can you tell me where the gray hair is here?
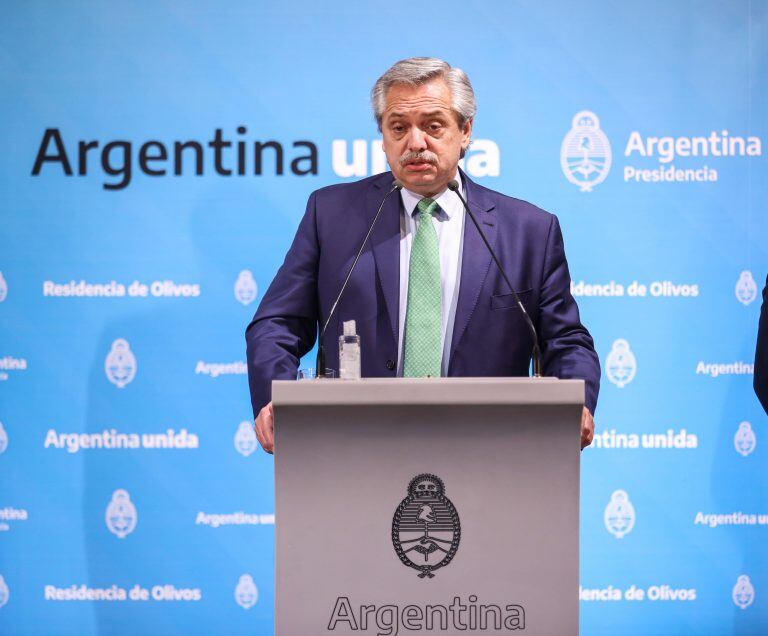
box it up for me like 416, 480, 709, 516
371, 57, 477, 132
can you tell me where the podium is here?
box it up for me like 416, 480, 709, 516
272, 377, 583, 635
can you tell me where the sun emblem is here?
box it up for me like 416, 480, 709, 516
392, 474, 460, 579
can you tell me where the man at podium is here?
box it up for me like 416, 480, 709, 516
246, 57, 601, 453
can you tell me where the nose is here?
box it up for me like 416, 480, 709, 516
406, 126, 428, 152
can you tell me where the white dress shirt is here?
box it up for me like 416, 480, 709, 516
397, 173, 466, 376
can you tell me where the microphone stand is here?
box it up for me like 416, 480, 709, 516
447, 180, 542, 377
315, 180, 403, 378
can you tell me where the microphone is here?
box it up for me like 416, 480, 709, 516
447, 179, 542, 377
315, 180, 404, 378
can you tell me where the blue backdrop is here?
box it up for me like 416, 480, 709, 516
1, 1, 766, 634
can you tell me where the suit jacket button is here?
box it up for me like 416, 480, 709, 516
386, 359, 395, 371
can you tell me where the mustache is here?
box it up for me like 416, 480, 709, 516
399, 150, 439, 166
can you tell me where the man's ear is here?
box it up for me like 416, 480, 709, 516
461, 118, 473, 152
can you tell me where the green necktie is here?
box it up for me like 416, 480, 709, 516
403, 198, 442, 377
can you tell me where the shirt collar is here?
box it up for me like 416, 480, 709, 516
400, 171, 464, 220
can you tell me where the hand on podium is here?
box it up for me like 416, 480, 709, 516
254, 402, 274, 454
581, 406, 594, 449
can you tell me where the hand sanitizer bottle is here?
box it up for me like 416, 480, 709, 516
339, 320, 361, 380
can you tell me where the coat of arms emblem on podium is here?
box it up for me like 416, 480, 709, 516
392, 474, 461, 579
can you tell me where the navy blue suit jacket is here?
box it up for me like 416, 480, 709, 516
755, 275, 768, 414
246, 171, 601, 416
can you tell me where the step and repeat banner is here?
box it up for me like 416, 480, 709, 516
1, 1, 766, 634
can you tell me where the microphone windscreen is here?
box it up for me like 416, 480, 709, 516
392, 180, 404, 190
447, 179, 459, 191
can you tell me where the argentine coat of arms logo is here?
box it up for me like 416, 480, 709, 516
392, 474, 460, 579
104, 338, 137, 389
561, 110, 612, 192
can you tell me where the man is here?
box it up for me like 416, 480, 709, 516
246, 57, 600, 453
755, 274, 768, 414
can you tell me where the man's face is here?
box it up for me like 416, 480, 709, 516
381, 78, 472, 196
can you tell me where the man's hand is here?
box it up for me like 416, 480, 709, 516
254, 401, 274, 454
581, 406, 595, 450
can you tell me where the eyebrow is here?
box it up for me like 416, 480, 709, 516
420, 110, 450, 119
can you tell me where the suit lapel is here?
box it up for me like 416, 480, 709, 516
449, 172, 497, 370
368, 174, 401, 345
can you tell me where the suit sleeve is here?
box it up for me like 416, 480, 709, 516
538, 214, 601, 413
755, 275, 768, 415
245, 191, 320, 417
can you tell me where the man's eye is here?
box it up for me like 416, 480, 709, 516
429, 123, 443, 132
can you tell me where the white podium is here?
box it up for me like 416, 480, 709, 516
272, 377, 583, 635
